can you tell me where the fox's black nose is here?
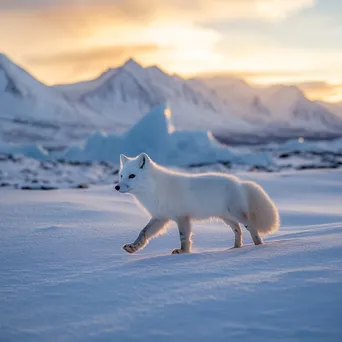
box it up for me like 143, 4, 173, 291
115, 185, 120, 191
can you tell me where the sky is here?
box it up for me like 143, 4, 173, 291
1, 0, 342, 102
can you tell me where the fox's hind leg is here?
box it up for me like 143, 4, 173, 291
123, 218, 169, 254
172, 217, 192, 254
246, 223, 263, 245
222, 218, 243, 248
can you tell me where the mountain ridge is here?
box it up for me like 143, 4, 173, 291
1, 53, 342, 147
55, 57, 342, 134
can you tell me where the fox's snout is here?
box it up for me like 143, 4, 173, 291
115, 183, 130, 193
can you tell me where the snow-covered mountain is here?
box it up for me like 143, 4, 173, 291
1, 53, 342, 148
0, 54, 103, 146
317, 100, 342, 118
259, 85, 342, 130
188, 77, 271, 125
56, 59, 251, 133
57, 58, 342, 137
195, 76, 342, 135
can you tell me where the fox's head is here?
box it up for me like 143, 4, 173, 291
115, 153, 152, 194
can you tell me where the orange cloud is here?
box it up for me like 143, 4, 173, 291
25, 44, 160, 83
0, 0, 316, 22
295, 82, 342, 102
3, 0, 340, 104
27, 44, 160, 66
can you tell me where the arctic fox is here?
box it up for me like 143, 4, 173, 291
115, 153, 279, 254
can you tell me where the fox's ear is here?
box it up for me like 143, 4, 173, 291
120, 154, 129, 167
138, 152, 150, 169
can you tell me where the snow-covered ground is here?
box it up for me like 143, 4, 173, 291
1, 141, 341, 190
1, 169, 342, 342
1, 124, 341, 190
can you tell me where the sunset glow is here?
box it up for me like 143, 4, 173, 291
1, 0, 341, 102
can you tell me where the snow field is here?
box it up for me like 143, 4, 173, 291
1, 170, 342, 341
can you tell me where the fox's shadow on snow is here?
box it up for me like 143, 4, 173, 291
126, 239, 290, 266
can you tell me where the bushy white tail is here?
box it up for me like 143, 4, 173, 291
242, 181, 280, 236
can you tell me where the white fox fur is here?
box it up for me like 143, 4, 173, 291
116, 152, 280, 254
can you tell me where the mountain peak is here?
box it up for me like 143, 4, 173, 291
0, 52, 9, 60
264, 84, 306, 103
122, 58, 143, 70
0, 52, 60, 100
280, 85, 307, 102
0, 53, 14, 70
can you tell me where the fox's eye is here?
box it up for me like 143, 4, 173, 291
129, 174, 136, 179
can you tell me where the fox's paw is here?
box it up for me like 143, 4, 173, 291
123, 243, 141, 254
171, 248, 188, 255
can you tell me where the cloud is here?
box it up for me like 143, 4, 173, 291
294, 81, 342, 101
296, 81, 335, 91
0, 0, 317, 63
0, 0, 316, 22
0, 0, 326, 87
26, 44, 159, 66
199, 69, 306, 79
22, 44, 160, 84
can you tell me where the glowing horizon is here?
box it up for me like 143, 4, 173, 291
1, 0, 341, 102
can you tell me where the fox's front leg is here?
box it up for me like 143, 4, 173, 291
123, 218, 169, 254
172, 217, 192, 254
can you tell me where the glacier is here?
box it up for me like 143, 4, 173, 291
2, 105, 342, 174
0, 142, 49, 160
60, 104, 271, 167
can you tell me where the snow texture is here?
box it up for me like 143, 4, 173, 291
1, 169, 342, 341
